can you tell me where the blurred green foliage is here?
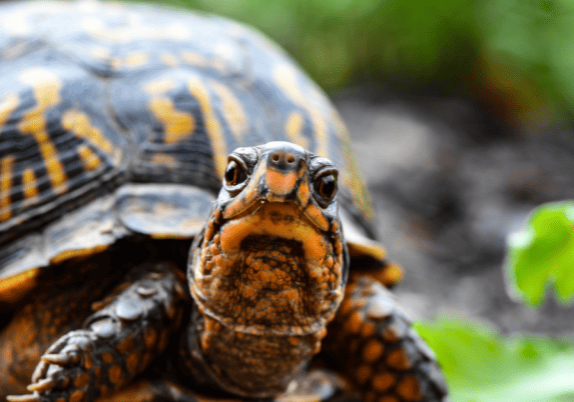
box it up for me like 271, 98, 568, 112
506, 201, 574, 306
416, 318, 574, 401
140, 0, 574, 123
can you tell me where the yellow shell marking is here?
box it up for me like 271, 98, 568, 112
124, 51, 149, 68
285, 111, 309, 150
0, 156, 15, 222
22, 168, 39, 200
210, 80, 247, 145
150, 153, 178, 169
18, 68, 68, 194
0, 94, 19, 127
148, 98, 195, 144
274, 64, 328, 158
0, 267, 40, 303
144, 78, 195, 144
160, 53, 178, 67
188, 76, 227, 177
180, 51, 209, 68
62, 109, 113, 155
50, 245, 109, 265
143, 78, 176, 95
77, 145, 100, 171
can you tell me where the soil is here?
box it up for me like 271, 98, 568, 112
335, 88, 574, 339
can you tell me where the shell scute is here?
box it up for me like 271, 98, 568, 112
0, 0, 383, 301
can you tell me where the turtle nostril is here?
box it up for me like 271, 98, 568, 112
272, 154, 280, 162
287, 155, 295, 163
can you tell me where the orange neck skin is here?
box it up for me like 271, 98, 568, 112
187, 202, 346, 397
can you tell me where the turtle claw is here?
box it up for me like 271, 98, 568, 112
25, 330, 96, 401
27, 378, 56, 392
42, 352, 79, 365
6, 394, 41, 402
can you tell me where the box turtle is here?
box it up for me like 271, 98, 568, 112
0, 1, 448, 401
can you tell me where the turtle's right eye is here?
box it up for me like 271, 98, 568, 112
225, 160, 248, 186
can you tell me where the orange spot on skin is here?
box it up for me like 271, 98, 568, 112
78, 145, 100, 171
116, 336, 135, 354
0, 156, 15, 222
346, 311, 362, 334
211, 80, 247, 145
379, 397, 399, 402
361, 322, 376, 338
188, 76, 227, 177
70, 390, 84, 402
84, 354, 93, 370
371, 372, 395, 392
356, 364, 372, 384
147, 98, 195, 144
102, 352, 114, 364
108, 364, 123, 384
387, 349, 412, 371
19, 68, 68, 193
74, 372, 89, 388
396, 376, 422, 401
362, 339, 384, 363
144, 328, 157, 348
266, 170, 297, 196
126, 353, 139, 375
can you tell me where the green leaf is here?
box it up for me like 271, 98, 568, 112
415, 318, 574, 402
505, 201, 574, 306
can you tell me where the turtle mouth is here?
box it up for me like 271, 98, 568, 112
189, 201, 345, 335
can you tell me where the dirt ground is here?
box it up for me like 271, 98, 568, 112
335, 88, 574, 339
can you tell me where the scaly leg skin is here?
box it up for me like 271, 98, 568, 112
0, 256, 119, 399
7, 261, 188, 402
322, 275, 449, 402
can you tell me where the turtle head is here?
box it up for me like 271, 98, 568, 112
188, 141, 347, 336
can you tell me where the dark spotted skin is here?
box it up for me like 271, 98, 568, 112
1, 257, 187, 402
0, 1, 448, 401
323, 275, 448, 402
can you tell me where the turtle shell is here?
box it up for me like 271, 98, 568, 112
0, 0, 387, 304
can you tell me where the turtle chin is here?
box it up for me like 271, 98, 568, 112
188, 202, 346, 336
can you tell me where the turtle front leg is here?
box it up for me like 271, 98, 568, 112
8, 261, 188, 402
322, 275, 448, 402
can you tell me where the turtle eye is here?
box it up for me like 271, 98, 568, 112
314, 173, 337, 202
225, 160, 248, 186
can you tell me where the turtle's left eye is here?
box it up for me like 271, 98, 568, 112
225, 160, 248, 186
314, 173, 337, 202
